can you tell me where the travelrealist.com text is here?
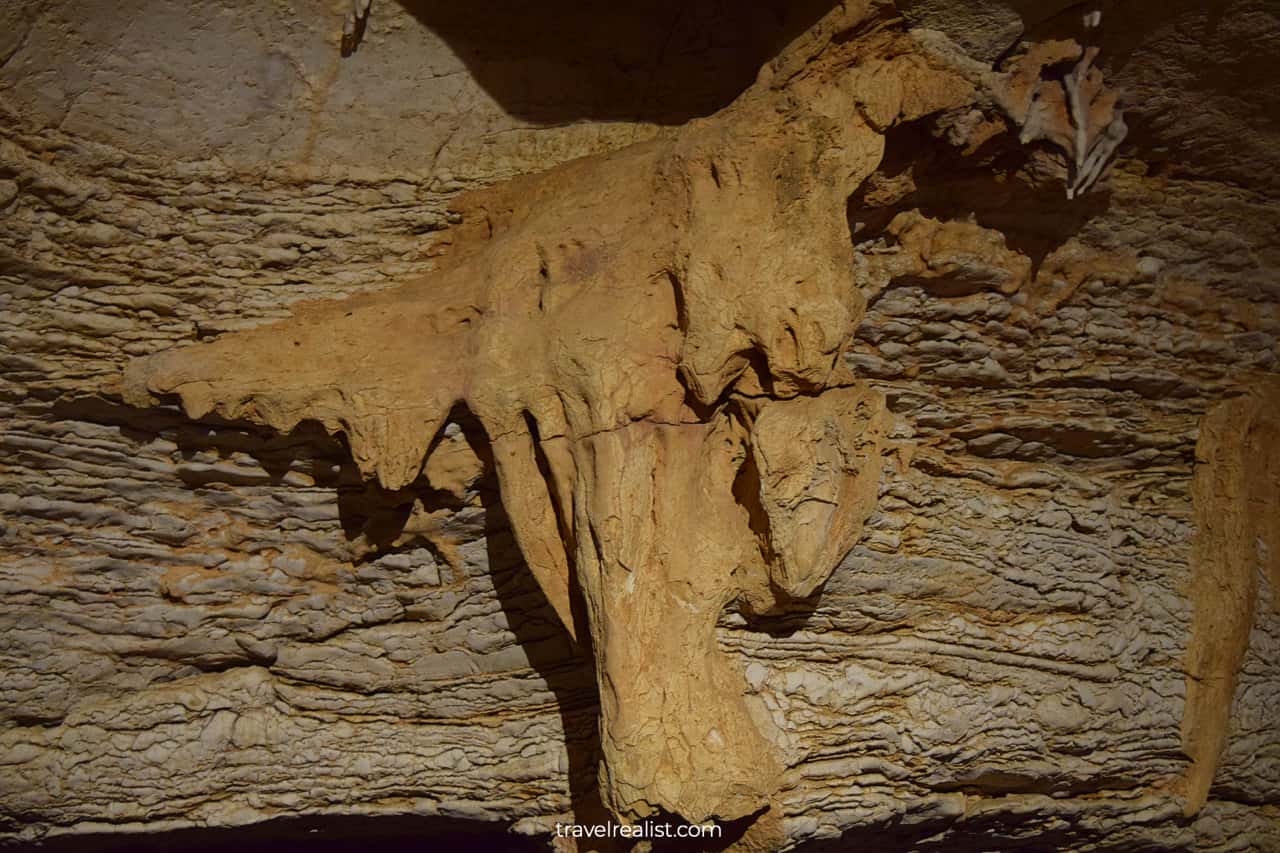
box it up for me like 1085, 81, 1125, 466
554, 821, 723, 840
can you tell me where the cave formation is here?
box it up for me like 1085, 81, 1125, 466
2, 1, 1280, 851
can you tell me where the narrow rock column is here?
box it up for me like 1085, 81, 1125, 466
1183, 383, 1280, 812
568, 417, 781, 823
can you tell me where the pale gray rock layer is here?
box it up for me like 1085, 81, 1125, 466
2, 0, 1279, 849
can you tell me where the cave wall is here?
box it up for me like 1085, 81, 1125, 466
2, 1, 1279, 850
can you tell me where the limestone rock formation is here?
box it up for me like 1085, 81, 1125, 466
117, 4, 938, 822
2, 0, 1279, 850
1183, 382, 1280, 815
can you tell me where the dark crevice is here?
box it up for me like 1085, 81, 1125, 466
7, 713, 66, 729
741, 347, 778, 398
731, 436, 774, 570
536, 246, 550, 312
664, 268, 688, 337
876, 272, 1012, 301
520, 409, 589, 641
675, 347, 779, 423
521, 410, 566, 546
932, 771, 1143, 799
14, 814, 543, 853
790, 795, 1187, 853
722, 405, 826, 636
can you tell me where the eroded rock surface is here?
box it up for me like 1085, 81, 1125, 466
2, 0, 1279, 850
118, 7, 938, 822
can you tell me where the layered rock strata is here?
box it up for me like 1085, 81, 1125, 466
1, 0, 1279, 849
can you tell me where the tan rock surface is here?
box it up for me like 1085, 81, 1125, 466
118, 7, 937, 822
1183, 382, 1280, 815
2, 0, 1279, 850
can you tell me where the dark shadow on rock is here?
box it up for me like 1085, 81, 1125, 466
726, 587, 828, 639
391, 0, 838, 124
903, 0, 1278, 191
641, 806, 771, 853
848, 118, 1111, 276
994, 0, 1228, 75
50, 395, 471, 560
51, 394, 352, 488
51, 394, 604, 848
453, 408, 619, 851
790, 804, 1188, 853
13, 813, 543, 853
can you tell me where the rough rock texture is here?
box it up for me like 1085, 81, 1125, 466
2, 0, 1279, 850
117, 11, 945, 825
1183, 383, 1280, 816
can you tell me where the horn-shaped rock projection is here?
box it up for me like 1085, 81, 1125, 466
119, 4, 1123, 826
